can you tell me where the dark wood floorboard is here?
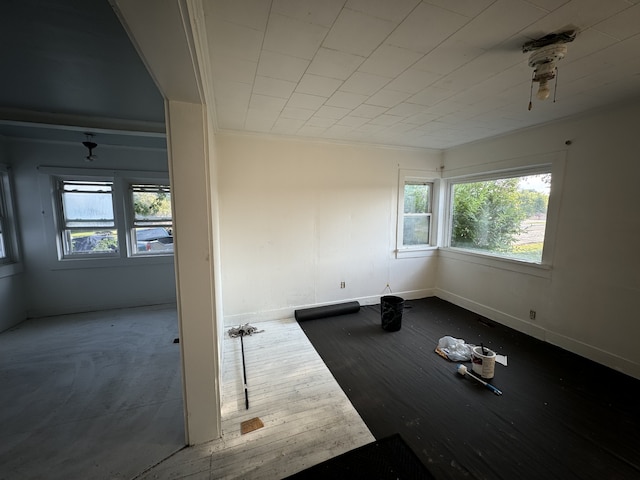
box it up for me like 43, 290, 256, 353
299, 297, 640, 480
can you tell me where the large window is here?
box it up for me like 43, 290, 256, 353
52, 173, 172, 260
448, 171, 551, 264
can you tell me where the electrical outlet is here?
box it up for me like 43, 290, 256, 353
340, 281, 345, 289
529, 310, 536, 320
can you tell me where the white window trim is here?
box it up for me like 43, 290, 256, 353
440, 151, 565, 277
0, 165, 23, 278
38, 166, 173, 270
396, 169, 440, 259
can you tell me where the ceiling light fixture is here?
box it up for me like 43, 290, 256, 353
523, 30, 576, 110
82, 133, 98, 162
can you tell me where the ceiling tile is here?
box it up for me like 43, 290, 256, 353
211, 54, 257, 85
387, 3, 470, 53
287, 93, 328, 110
523, 0, 571, 10
346, 0, 421, 22
307, 48, 366, 80
355, 123, 387, 134
263, 13, 329, 60
384, 121, 417, 134
408, 86, 455, 106
351, 104, 388, 118
315, 105, 351, 119
298, 125, 329, 136
245, 120, 275, 133
413, 38, 486, 76
249, 94, 287, 112
253, 76, 297, 98
306, 116, 337, 127
368, 114, 403, 126
386, 102, 426, 117
296, 73, 343, 97
560, 28, 618, 64
324, 124, 354, 136
213, 80, 252, 109
271, 0, 346, 27
366, 89, 411, 108
209, 0, 271, 31
524, 0, 631, 35
424, 0, 496, 17
340, 71, 389, 95
245, 109, 278, 131
322, 8, 396, 57
385, 68, 442, 94
209, 19, 264, 62
326, 91, 368, 109
593, 4, 640, 40
403, 111, 439, 125
256, 50, 310, 82
358, 44, 424, 78
280, 106, 316, 120
451, 0, 547, 49
336, 115, 370, 127
271, 116, 306, 134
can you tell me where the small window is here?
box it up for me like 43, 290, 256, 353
403, 182, 432, 247
448, 171, 551, 264
58, 180, 118, 257
0, 166, 21, 274
0, 169, 13, 263
130, 184, 173, 255
396, 171, 436, 258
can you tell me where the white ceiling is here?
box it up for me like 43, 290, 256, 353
2, 0, 640, 152
205, 0, 640, 149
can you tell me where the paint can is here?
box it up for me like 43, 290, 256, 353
471, 346, 496, 379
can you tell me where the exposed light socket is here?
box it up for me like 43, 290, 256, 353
340, 281, 346, 289
529, 310, 536, 320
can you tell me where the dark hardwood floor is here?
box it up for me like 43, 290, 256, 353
299, 297, 640, 480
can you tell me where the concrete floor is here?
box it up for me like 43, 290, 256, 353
0, 305, 184, 480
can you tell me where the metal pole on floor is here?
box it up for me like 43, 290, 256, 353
240, 331, 249, 410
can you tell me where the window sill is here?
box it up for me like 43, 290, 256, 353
396, 246, 438, 259
439, 247, 552, 278
0, 261, 23, 279
50, 254, 174, 270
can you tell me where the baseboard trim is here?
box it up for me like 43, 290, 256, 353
545, 330, 640, 380
435, 288, 546, 340
223, 288, 435, 327
435, 288, 640, 380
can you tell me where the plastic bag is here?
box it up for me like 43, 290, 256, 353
437, 336, 474, 361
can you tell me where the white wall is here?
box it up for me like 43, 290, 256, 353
216, 134, 441, 324
7, 137, 176, 318
440, 100, 640, 379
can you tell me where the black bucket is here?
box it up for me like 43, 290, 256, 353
381, 295, 404, 332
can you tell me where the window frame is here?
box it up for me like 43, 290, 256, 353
55, 177, 119, 260
39, 166, 173, 269
396, 169, 439, 259
0, 165, 22, 277
441, 156, 563, 276
126, 182, 173, 257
